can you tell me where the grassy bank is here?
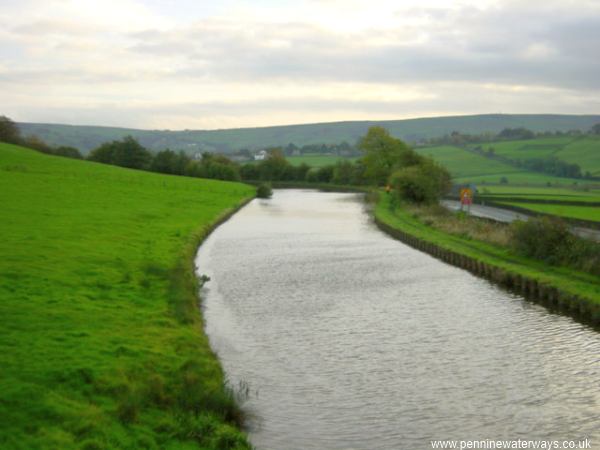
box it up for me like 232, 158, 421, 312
374, 194, 600, 325
0, 143, 255, 449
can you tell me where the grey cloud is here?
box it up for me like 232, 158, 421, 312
12, 83, 600, 127
124, 3, 600, 91
12, 19, 101, 36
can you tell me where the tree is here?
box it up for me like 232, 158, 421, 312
87, 142, 116, 164
591, 123, 600, 135
151, 149, 180, 174
240, 163, 260, 180
22, 135, 53, 153
0, 115, 21, 144
88, 136, 152, 170
389, 159, 451, 204
258, 150, 289, 181
113, 136, 152, 169
359, 126, 423, 185
498, 128, 535, 140
332, 160, 355, 185
54, 146, 82, 159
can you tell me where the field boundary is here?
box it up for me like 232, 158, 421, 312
481, 199, 600, 229
478, 195, 600, 207
373, 203, 600, 327
446, 195, 600, 229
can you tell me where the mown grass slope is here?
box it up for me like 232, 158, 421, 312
0, 144, 254, 449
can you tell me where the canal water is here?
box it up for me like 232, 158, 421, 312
195, 190, 600, 450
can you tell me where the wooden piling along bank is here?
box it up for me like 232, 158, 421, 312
374, 216, 600, 327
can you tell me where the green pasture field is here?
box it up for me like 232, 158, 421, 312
416, 146, 585, 186
475, 136, 576, 160
415, 145, 521, 178
0, 143, 254, 449
498, 201, 600, 222
476, 185, 600, 202
472, 136, 600, 176
555, 136, 600, 176
453, 171, 586, 187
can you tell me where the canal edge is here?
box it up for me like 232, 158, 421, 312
372, 215, 600, 328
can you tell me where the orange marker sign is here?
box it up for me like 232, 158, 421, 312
460, 188, 473, 206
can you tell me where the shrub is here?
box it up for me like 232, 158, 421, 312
389, 160, 451, 204
54, 146, 83, 159
256, 183, 272, 199
88, 136, 152, 170
0, 115, 21, 144
509, 217, 572, 264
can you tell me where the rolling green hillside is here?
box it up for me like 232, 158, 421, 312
18, 114, 600, 154
415, 145, 589, 187
555, 136, 600, 176
415, 145, 521, 178
472, 135, 600, 176
479, 136, 577, 159
0, 144, 254, 449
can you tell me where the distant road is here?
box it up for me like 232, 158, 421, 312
441, 200, 600, 242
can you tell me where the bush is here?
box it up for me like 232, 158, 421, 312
509, 217, 572, 264
389, 160, 451, 204
239, 163, 259, 180
256, 183, 272, 199
54, 146, 83, 159
0, 115, 21, 144
88, 136, 152, 170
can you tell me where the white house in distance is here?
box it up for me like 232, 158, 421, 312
254, 150, 267, 161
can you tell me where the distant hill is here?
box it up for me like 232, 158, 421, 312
17, 114, 600, 154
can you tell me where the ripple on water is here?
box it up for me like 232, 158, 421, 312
196, 190, 600, 450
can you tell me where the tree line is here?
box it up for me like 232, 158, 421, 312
0, 115, 83, 159
469, 146, 586, 179
423, 124, 600, 147
2, 114, 451, 204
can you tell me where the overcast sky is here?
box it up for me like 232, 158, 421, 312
1, 0, 599, 129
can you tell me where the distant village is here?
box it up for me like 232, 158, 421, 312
191, 141, 361, 163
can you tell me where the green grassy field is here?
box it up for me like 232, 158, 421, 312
286, 154, 357, 167
476, 136, 577, 159
498, 202, 600, 222
415, 145, 588, 187
415, 145, 523, 178
0, 144, 254, 449
454, 172, 588, 186
556, 136, 600, 176
374, 195, 600, 312
470, 135, 600, 176
476, 185, 600, 202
